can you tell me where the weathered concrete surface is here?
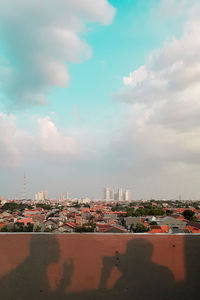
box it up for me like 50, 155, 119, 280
0, 234, 199, 299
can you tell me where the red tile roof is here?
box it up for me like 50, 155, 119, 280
17, 218, 34, 226
149, 225, 169, 233
183, 225, 200, 233
65, 221, 76, 229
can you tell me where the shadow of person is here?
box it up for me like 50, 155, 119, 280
181, 235, 200, 300
0, 235, 186, 300
0, 234, 73, 300
98, 238, 176, 300
65, 238, 177, 300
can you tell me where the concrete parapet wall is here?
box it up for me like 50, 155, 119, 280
0, 234, 199, 299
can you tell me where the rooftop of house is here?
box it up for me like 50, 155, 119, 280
149, 225, 170, 233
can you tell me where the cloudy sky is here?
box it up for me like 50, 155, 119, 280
0, 0, 200, 200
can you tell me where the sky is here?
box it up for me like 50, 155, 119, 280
0, 0, 200, 199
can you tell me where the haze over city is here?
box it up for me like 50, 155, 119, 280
1, 0, 200, 200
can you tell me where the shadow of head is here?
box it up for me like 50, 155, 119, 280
120, 238, 153, 263
29, 234, 60, 265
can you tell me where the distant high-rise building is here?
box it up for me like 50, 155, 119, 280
104, 187, 110, 201
104, 187, 130, 201
118, 188, 123, 201
104, 187, 114, 201
60, 194, 65, 201
125, 189, 131, 201
43, 190, 48, 200
34, 190, 47, 201
66, 192, 69, 200
110, 188, 114, 201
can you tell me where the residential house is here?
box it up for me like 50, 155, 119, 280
159, 216, 187, 229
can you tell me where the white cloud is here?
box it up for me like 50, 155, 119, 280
0, 0, 115, 108
0, 109, 111, 167
116, 5, 200, 171
123, 66, 147, 87
0, 113, 21, 167
154, 0, 189, 19
37, 116, 79, 156
0, 113, 91, 166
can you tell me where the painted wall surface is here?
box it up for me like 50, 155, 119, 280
0, 234, 199, 299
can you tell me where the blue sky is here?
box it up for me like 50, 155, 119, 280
12, 0, 186, 129
0, 0, 200, 199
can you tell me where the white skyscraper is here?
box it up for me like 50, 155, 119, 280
34, 190, 47, 201
43, 190, 48, 200
118, 188, 123, 201
60, 194, 65, 201
104, 187, 114, 201
104, 187, 110, 201
125, 189, 131, 201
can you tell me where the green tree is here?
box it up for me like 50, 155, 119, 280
166, 210, 172, 216
2, 202, 32, 212
24, 223, 34, 232
150, 221, 157, 225
111, 203, 123, 211
34, 225, 41, 232
134, 223, 148, 233
182, 209, 195, 221
126, 207, 135, 217
44, 228, 53, 232
192, 202, 199, 209
0, 226, 8, 232
133, 206, 164, 217
75, 222, 96, 233
36, 203, 51, 210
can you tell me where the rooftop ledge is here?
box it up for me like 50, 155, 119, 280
0, 234, 199, 299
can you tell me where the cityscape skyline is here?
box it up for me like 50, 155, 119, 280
1, 169, 200, 201
1, 1, 200, 199
0, 181, 199, 202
